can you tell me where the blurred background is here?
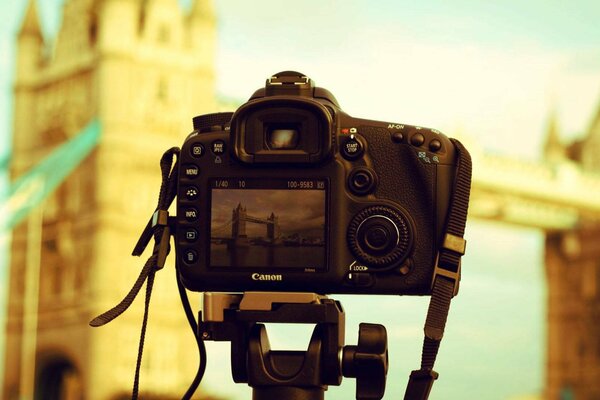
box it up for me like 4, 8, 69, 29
1, 0, 600, 399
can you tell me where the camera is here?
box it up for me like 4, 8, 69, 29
176, 71, 463, 295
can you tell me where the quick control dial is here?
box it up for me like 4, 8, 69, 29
347, 206, 412, 269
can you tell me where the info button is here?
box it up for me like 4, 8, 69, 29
184, 208, 199, 222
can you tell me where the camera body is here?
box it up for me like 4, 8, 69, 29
176, 72, 459, 295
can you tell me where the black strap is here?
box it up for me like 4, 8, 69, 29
404, 138, 472, 400
89, 147, 180, 399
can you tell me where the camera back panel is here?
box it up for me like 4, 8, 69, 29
176, 75, 458, 295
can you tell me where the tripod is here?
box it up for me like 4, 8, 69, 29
199, 292, 388, 400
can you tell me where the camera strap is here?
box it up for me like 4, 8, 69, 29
89, 147, 181, 400
404, 138, 472, 400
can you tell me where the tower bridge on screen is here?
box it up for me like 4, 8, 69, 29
210, 203, 281, 247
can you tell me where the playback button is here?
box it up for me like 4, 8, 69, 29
185, 229, 198, 242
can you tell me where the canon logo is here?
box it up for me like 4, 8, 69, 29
251, 273, 283, 281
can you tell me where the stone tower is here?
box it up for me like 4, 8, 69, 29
4, 0, 216, 399
543, 101, 600, 399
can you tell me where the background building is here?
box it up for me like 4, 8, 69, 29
543, 109, 600, 399
5, 0, 217, 398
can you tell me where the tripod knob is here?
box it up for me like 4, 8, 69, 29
342, 323, 388, 400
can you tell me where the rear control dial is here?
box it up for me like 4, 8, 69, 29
347, 206, 412, 269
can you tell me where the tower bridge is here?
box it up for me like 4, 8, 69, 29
3, 0, 600, 398
468, 146, 600, 230
210, 203, 281, 247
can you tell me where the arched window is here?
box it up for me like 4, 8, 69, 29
35, 357, 82, 400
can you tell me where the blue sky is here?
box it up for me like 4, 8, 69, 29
1, 0, 600, 399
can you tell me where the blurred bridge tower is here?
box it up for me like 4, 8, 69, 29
4, 0, 216, 399
543, 106, 600, 400
468, 104, 600, 400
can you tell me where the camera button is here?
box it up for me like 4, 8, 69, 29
183, 164, 200, 178
410, 133, 425, 147
183, 249, 198, 264
191, 143, 205, 158
342, 136, 364, 160
184, 208, 199, 222
185, 229, 198, 242
211, 140, 226, 155
185, 186, 199, 200
391, 132, 404, 143
429, 139, 442, 152
348, 168, 376, 195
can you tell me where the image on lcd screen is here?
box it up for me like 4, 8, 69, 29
210, 182, 326, 269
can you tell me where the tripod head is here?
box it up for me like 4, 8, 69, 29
200, 292, 388, 400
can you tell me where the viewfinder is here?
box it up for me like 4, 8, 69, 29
267, 125, 300, 149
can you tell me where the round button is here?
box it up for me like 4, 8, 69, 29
391, 132, 404, 143
185, 229, 198, 242
429, 139, 442, 152
212, 140, 226, 155
348, 168, 376, 195
185, 186, 199, 200
183, 249, 198, 264
358, 216, 399, 256
184, 208, 199, 222
183, 164, 199, 178
342, 136, 364, 160
365, 226, 391, 251
353, 172, 371, 189
410, 133, 425, 147
190, 143, 205, 158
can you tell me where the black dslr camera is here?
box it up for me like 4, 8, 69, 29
93, 71, 471, 400
176, 71, 465, 295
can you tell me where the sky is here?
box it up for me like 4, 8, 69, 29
1, 0, 600, 399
